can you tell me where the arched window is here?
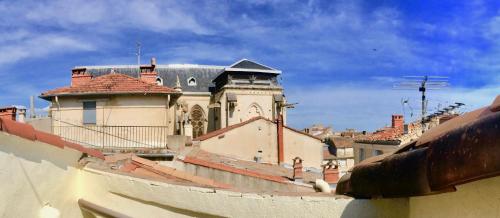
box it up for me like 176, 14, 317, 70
247, 103, 264, 120
187, 77, 197, 86
190, 105, 205, 138
156, 77, 163, 86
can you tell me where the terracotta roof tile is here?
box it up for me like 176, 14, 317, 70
40, 73, 179, 99
183, 156, 289, 184
0, 117, 104, 159
129, 155, 231, 189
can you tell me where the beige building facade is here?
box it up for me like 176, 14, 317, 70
194, 117, 325, 169
40, 58, 287, 151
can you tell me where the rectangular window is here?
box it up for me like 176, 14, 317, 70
359, 148, 365, 161
83, 101, 96, 124
373, 150, 383, 156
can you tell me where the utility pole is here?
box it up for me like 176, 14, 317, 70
136, 41, 141, 78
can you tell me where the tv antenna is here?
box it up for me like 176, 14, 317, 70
394, 76, 449, 133
135, 41, 142, 78
401, 97, 414, 117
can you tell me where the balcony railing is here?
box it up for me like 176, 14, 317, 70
52, 120, 168, 150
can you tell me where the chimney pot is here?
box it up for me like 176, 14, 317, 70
71, 68, 91, 87
292, 157, 303, 181
0, 107, 17, 121
323, 160, 339, 183
392, 114, 404, 131
151, 57, 157, 66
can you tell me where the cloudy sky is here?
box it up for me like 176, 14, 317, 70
0, 0, 499, 131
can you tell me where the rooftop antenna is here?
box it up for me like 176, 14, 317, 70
401, 98, 414, 117
394, 75, 449, 133
136, 41, 141, 77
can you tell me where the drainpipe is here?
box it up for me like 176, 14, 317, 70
277, 113, 284, 165
55, 96, 61, 134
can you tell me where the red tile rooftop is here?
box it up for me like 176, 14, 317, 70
95, 152, 232, 189
181, 148, 322, 184
0, 117, 104, 159
40, 73, 179, 99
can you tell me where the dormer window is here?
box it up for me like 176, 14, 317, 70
156, 77, 163, 86
187, 77, 197, 86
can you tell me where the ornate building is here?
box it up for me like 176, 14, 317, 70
41, 58, 286, 141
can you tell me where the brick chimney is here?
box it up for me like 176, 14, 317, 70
140, 57, 158, 84
292, 157, 303, 181
71, 68, 91, 87
323, 160, 339, 183
0, 107, 17, 121
392, 114, 404, 131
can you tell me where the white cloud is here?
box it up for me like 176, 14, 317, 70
285, 83, 500, 131
4, 0, 212, 34
0, 34, 94, 65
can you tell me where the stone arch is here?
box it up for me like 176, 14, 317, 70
246, 103, 264, 120
190, 104, 205, 138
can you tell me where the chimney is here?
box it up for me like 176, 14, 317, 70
140, 57, 158, 84
17, 108, 26, 123
71, 68, 91, 87
392, 114, 404, 131
323, 160, 339, 184
0, 107, 17, 121
292, 157, 303, 182
277, 114, 284, 164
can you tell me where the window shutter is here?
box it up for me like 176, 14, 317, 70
83, 101, 96, 124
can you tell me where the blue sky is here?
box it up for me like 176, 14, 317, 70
0, 0, 499, 131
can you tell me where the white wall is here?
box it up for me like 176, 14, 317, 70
198, 118, 324, 169
0, 132, 83, 218
409, 176, 500, 218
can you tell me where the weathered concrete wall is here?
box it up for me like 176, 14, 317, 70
0, 130, 409, 218
198, 118, 324, 169
409, 176, 500, 218
283, 127, 324, 169
80, 167, 409, 218
174, 161, 313, 193
26, 117, 52, 133
200, 119, 278, 165
0, 132, 84, 218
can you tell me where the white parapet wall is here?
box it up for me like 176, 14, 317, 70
409, 176, 500, 218
79, 167, 409, 218
0, 132, 83, 218
7, 128, 500, 218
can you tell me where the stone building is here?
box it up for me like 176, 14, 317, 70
352, 112, 461, 164
39, 58, 287, 146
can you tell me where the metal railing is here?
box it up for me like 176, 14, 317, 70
52, 120, 168, 150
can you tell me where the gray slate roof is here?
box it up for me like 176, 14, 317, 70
78, 59, 280, 93
232, 60, 273, 70
81, 64, 224, 92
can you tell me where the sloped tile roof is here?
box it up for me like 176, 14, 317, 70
0, 117, 104, 159
40, 73, 179, 99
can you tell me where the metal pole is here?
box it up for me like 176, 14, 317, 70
420, 76, 427, 133
30, 96, 35, 118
